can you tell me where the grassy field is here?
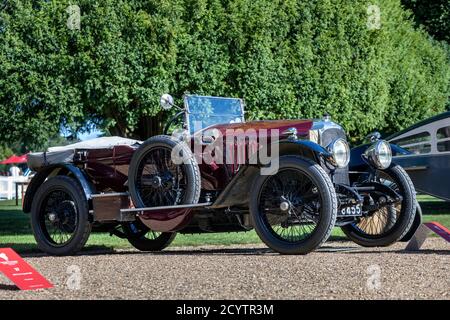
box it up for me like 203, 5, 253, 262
0, 196, 449, 253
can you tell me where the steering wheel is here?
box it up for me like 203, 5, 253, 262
163, 111, 185, 135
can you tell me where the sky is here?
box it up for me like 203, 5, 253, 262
78, 128, 103, 141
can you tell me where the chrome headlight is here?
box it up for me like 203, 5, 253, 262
327, 138, 350, 168
364, 140, 392, 169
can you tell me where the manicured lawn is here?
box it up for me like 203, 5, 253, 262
0, 195, 448, 254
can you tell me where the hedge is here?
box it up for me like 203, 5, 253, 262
0, 0, 449, 149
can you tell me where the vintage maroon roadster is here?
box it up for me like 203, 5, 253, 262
24, 94, 418, 255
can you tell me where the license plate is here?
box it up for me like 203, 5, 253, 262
339, 204, 362, 216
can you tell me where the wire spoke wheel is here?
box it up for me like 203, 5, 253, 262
355, 206, 398, 235
38, 189, 78, 246
250, 156, 337, 254
136, 146, 187, 207
128, 136, 202, 251
125, 221, 162, 240
341, 165, 416, 247
354, 171, 400, 236
31, 176, 91, 256
259, 168, 322, 243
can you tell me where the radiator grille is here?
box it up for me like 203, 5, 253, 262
320, 128, 350, 185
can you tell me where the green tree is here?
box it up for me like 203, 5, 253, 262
0, 143, 13, 173
0, 0, 449, 148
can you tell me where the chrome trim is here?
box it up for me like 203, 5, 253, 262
282, 127, 298, 140
311, 119, 345, 145
363, 140, 392, 169
91, 192, 129, 198
326, 138, 350, 168
403, 166, 428, 171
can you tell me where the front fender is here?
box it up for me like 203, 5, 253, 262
349, 144, 369, 171
282, 140, 332, 157
248, 138, 333, 165
23, 164, 95, 213
212, 140, 334, 208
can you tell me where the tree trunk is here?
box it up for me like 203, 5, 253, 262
109, 114, 163, 141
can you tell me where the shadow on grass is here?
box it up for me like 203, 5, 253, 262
155, 246, 363, 256
0, 213, 33, 236
420, 201, 450, 214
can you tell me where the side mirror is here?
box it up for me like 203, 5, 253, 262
160, 94, 174, 110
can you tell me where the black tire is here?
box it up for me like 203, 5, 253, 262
128, 135, 201, 208
127, 135, 200, 251
341, 165, 416, 247
122, 221, 176, 251
30, 176, 92, 256
250, 156, 337, 254
400, 201, 422, 242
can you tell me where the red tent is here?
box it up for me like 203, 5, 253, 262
0, 154, 28, 164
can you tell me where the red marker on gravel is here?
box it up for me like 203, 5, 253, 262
0, 248, 53, 290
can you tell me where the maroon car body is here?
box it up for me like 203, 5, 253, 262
84, 119, 313, 190
75, 119, 314, 232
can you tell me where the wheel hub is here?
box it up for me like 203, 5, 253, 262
280, 201, 290, 212
53, 201, 77, 233
48, 213, 57, 222
150, 176, 162, 188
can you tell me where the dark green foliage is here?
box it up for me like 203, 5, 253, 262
0, 144, 13, 172
0, 0, 449, 149
402, 0, 450, 43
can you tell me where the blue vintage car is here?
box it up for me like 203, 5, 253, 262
387, 111, 450, 201
350, 111, 450, 242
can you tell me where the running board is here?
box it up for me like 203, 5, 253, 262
120, 202, 212, 215
91, 192, 129, 198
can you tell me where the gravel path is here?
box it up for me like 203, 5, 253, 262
0, 239, 448, 300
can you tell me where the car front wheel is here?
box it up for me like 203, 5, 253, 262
249, 156, 337, 254
341, 165, 416, 247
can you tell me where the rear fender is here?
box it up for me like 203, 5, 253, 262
23, 164, 95, 213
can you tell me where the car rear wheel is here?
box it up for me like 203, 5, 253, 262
249, 156, 337, 254
30, 176, 92, 256
341, 165, 416, 247
122, 221, 176, 251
